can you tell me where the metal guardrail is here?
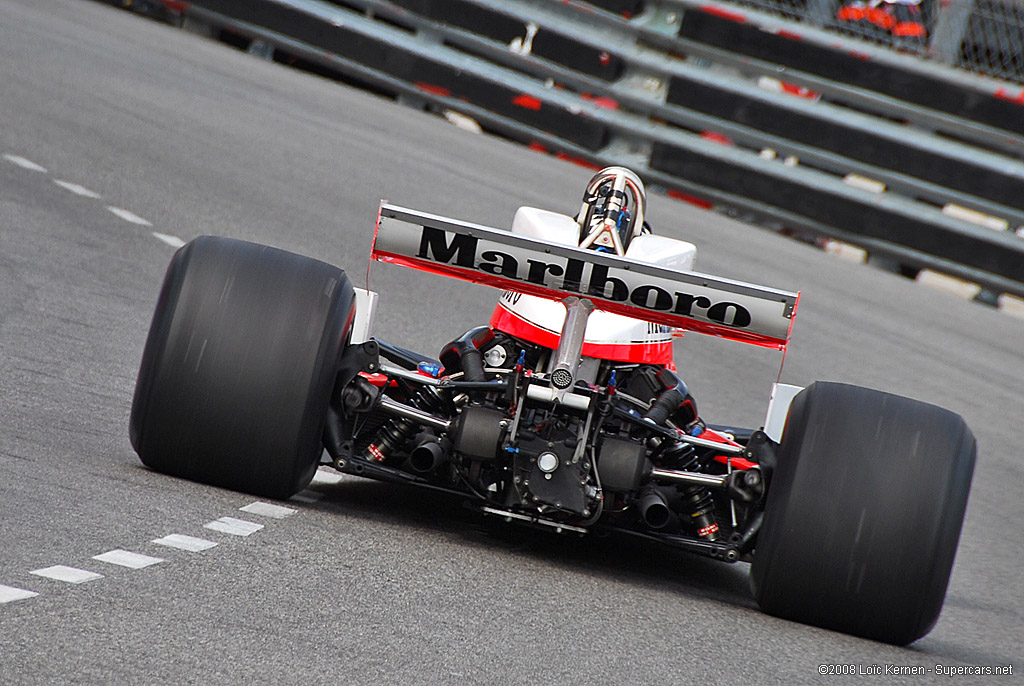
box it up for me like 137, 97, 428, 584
727, 0, 1024, 85
100, 0, 1024, 299
656, 0, 1024, 147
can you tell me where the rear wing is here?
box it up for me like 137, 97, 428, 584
373, 204, 799, 350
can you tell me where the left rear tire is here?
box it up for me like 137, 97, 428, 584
129, 236, 355, 500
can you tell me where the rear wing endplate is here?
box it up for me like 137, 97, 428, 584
373, 204, 799, 350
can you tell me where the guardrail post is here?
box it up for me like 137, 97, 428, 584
604, 2, 690, 171
247, 39, 275, 60
929, 0, 975, 66
396, 22, 446, 111
804, 0, 838, 28
635, 0, 687, 36
181, 15, 216, 38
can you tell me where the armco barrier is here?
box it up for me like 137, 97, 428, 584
100, 0, 1024, 299
715, 0, 1024, 88
660, 66, 1024, 221
669, 1, 1024, 139
543, 0, 1024, 156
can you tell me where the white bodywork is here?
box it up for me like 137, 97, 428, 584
351, 287, 379, 344
764, 383, 804, 442
495, 207, 698, 353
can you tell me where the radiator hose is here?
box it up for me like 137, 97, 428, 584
643, 368, 698, 428
439, 326, 494, 383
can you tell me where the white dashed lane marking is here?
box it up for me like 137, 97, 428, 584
0, 584, 39, 604
5, 151, 179, 249
152, 232, 186, 248
30, 566, 104, 584
204, 517, 264, 536
152, 534, 219, 552
240, 502, 297, 519
107, 206, 153, 226
0, 154, 306, 599
53, 179, 102, 199
5, 498, 301, 606
3, 154, 47, 172
92, 550, 164, 569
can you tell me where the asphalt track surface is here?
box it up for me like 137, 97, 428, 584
0, 1, 1021, 684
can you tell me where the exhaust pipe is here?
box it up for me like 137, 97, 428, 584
639, 486, 680, 530
409, 434, 450, 473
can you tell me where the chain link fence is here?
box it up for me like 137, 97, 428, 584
959, 0, 1024, 83
723, 0, 1024, 84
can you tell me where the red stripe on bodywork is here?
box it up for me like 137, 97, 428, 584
489, 304, 675, 366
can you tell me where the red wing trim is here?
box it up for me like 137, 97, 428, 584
376, 249, 790, 349
373, 204, 799, 351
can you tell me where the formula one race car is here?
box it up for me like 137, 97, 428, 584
129, 167, 975, 645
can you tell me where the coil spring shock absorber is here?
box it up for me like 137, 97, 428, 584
364, 416, 415, 462
662, 440, 720, 540
681, 485, 720, 540
363, 385, 444, 463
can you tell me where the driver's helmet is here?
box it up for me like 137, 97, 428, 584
576, 166, 647, 256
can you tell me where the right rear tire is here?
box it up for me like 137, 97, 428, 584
750, 381, 975, 645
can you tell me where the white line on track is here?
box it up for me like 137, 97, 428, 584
92, 550, 164, 569
0, 584, 39, 604
107, 206, 153, 226
152, 534, 219, 552
151, 232, 186, 248
3, 153, 47, 172
29, 566, 103, 584
240, 502, 297, 519
53, 179, 102, 199
204, 517, 264, 536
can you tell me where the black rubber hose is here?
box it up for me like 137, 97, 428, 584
643, 369, 697, 427
644, 386, 687, 426
460, 347, 486, 383
439, 326, 493, 383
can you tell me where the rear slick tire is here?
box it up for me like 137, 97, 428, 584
750, 381, 975, 645
129, 236, 355, 500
